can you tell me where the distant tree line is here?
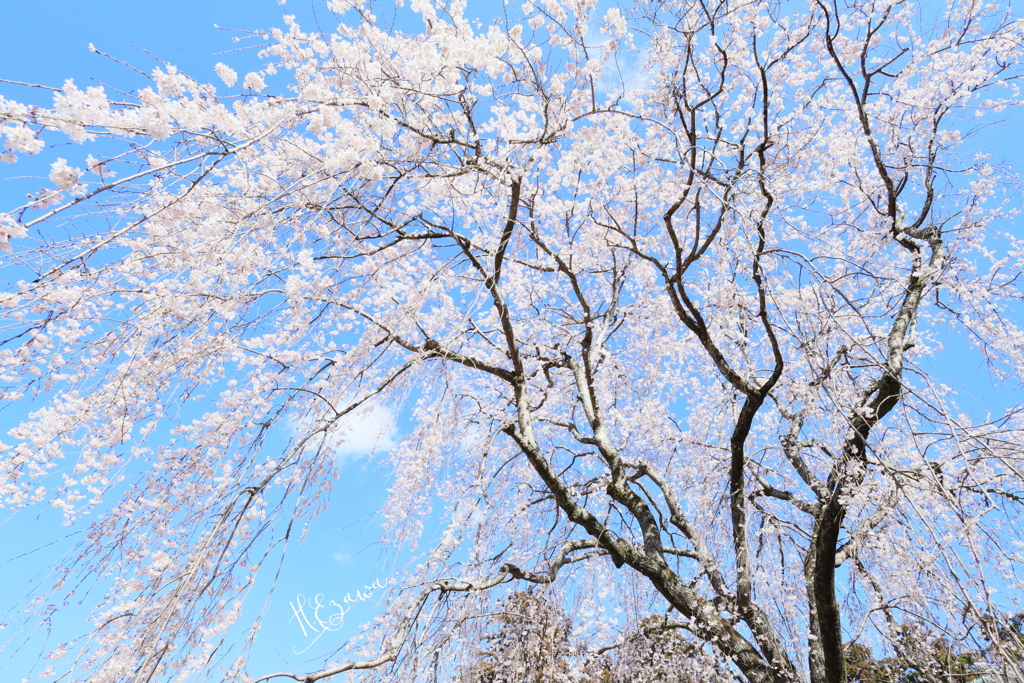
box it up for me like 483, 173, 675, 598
844, 615, 1024, 683
460, 592, 1024, 683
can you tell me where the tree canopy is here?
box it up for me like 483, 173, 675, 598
2, 0, 1024, 681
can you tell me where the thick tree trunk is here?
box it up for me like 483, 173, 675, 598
806, 501, 848, 683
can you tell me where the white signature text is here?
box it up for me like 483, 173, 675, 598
289, 578, 388, 654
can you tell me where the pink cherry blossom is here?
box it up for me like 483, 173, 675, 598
215, 62, 238, 88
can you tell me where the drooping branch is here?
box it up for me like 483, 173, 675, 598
251, 571, 512, 683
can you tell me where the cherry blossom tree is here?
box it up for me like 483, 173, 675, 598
2, 0, 1024, 681
460, 590, 576, 683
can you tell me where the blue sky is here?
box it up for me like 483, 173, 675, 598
0, 0, 316, 92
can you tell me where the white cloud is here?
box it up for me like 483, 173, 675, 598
582, 21, 650, 103
290, 400, 400, 462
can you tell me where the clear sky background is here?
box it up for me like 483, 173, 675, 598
2, 0, 1024, 681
